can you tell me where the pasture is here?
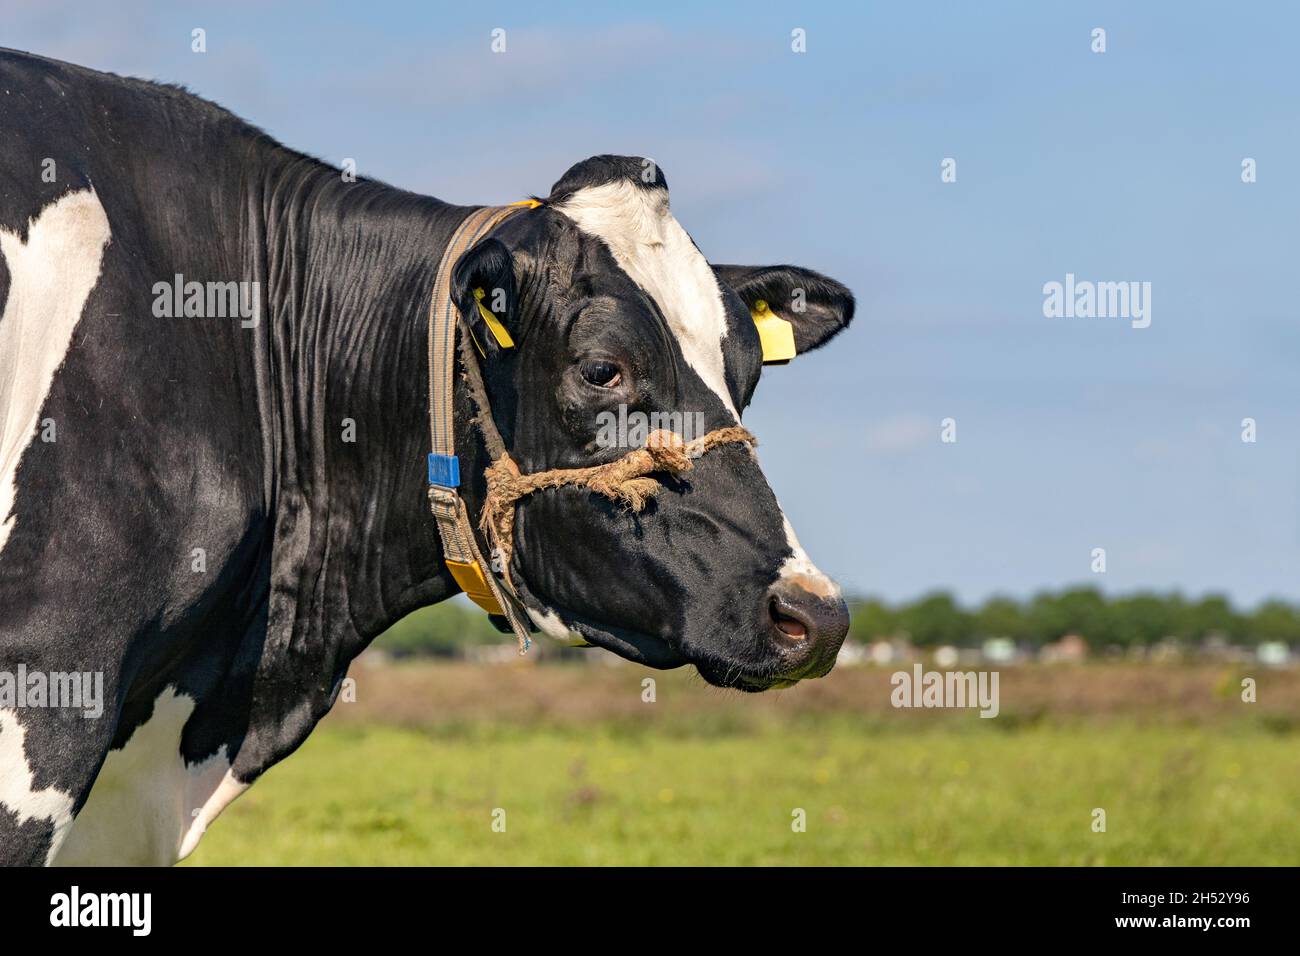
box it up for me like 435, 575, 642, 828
183, 660, 1300, 866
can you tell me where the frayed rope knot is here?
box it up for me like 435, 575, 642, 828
480, 425, 756, 572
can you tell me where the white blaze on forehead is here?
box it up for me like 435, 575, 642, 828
0, 188, 112, 557
555, 180, 738, 419
779, 514, 841, 601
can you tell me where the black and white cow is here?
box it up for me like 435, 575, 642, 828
0, 49, 854, 865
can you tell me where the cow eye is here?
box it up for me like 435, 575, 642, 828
580, 360, 622, 388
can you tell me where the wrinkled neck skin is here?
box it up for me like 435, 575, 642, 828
235, 148, 499, 646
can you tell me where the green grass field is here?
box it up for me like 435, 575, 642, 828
183, 661, 1300, 865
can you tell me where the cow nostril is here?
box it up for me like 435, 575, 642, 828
768, 596, 809, 641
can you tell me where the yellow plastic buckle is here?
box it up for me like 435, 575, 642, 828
752, 300, 796, 364
473, 288, 515, 350
445, 559, 505, 615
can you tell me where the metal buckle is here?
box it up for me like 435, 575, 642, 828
426, 485, 459, 513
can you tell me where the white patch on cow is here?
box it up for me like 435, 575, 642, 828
0, 189, 112, 557
50, 687, 247, 866
0, 708, 77, 864
555, 180, 738, 419
778, 514, 841, 600
526, 606, 589, 646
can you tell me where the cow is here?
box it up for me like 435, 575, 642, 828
0, 48, 854, 866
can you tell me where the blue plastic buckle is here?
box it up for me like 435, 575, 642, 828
427, 453, 461, 488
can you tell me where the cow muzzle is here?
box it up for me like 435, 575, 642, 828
763, 580, 851, 683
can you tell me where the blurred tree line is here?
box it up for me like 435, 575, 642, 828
372, 589, 1300, 657
374, 600, 505, 657
849, 588, 1300, 649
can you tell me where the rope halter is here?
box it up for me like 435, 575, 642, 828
480, 425, 756, 575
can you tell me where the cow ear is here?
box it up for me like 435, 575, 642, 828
450, 238, 520, 358
712, 264, 854, 357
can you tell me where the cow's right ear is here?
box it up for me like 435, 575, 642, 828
450, 238, 520, 358
712, 264, 854, 361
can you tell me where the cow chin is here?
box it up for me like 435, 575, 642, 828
567, 616, 688, 670
700, 668, 802, 693
688, 628, 842, 693
517, 587, 826, 690
559, 610, 827, 692
512, 563, 848, 692
525, 591, 841, 693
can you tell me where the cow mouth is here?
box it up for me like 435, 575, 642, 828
692, 638, 840, 692
513, 585, 814, 689
568, 617, 803, 691
693, 660, 806, 693
572, 619, 687, 668
543, 605, 688, 670
528, 602, 817, 690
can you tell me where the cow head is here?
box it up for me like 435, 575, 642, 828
451, 156, 853, 691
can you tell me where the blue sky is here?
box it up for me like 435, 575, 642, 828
7, 1, 1298, 607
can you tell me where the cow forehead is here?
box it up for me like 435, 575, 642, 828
553, 181, 739, 420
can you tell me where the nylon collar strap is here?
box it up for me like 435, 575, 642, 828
427, 201, 539, 652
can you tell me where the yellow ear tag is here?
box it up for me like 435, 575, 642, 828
473, 287, 515, 349
751, 300, 796, 364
